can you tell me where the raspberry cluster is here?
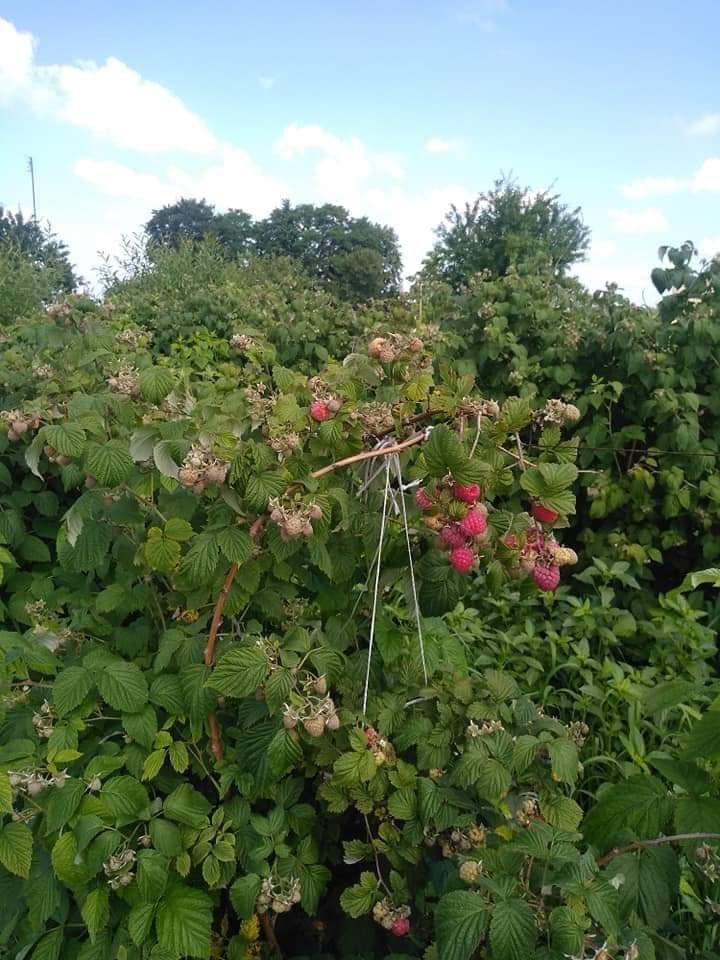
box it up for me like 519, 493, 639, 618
115, 327, 150, 349
103, 849, 136, 890
282, 676, 340, 736
372, 898, 411, 936
416, 481, 488, 574
1, 410, 41, 442
229, 333, 254, 353
177, 444, 229, 493
269, 498, 323, 541
31, 700, 54, 739
256, 875, 302, 914
502, 526, 578, 593
364, 726, 396, 767
43, 444, 73, 467
539, 398, 581, 425
32, 363, 54, 380
8, 768, 68, 798
106, 367, 140, 397
367, 333, 424, 364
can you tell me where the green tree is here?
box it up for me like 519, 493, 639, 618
145, 198, 222, 248
0, 206, 77, 293
423, 177, 590, 290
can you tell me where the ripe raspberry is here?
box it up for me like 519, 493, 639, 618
390, 918, 410, 937
310, 401, 331, 422
450, 546, 475, 573
415, 488, 434, 510
459, 509, 488, 537
454, 483, 481, 504
533, 564, 561, 592
438, 524, 466, 550
532, 503, 559, 524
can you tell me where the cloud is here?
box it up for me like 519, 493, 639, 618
700, 235, 720, 259
0, 16, 216, 152
687, 113, 720, 136
456, 0, 509, 31
424, 137, 461, 154
623, 157, 720, 198
608, 207, 669, 235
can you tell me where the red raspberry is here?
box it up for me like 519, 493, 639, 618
454, 483, 481, 504
391, 918, 410, 937
365, 726, 378, 743
532, 503, 559, 524
438, 524, 466, 549
501, 534, 519, 549
310, 400, 331, 422
459, 509, 488, 537
415, 488, 434, 510
450, 546, 475, 573
533, 563, 560, 592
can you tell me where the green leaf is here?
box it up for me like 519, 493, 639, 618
101, 775, 149, 823
26, 849, 62, 931
97, 659, 149, 713
540, 793, 583, 831
156, 884, 213, 959
650, 756, 713, 795
53, 666, 95, 716
339, 871, 379, 918
45, 778, 85, 834
130, 427, 157, 462
0, 770, 13, 813
387, 786, 417, 820
168, 741, 190, 773
435, 891, 488, 960
142, 748, 166, 781
164, 517, 194, 541
122, 705, 158, 749
216, 527, 252, 564
139, 366, 175, 403
19, 535, 51, 562
129, 902, 156, 946
96, 582, 126, 613
153, 440, 180, 479
179, 534, 220, 585
548, 739, 579, 784
145, 534, 181, 574
424, 424, 466, 477
685, 709, 720, 759
230, 874, 262, 919
149, 819, 182, 857
0, 820, 33, 877
86, 441, 134, 486
267, 727, 303, 778
164, 783, 210, 827
476, 758, 511, 804
489, 898, 537, 960
31, 928, 64, 960
71, 521, 112, 571
81, 886, 110, 943
202, 854, 221, 886
137, 850, 170, 902
207, 646, 271, 698
606, 847, 677, 928
50, 831, 92, 886
333, 750, 377, 786
44, 422, 87, 457
584, 776, 671, 850
641, 680, 698, 715
299, 862, 331, 915
549, 906, 584, 955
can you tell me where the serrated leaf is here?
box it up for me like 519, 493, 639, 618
81, 886, 109, 943
97, 660, 148, 713
685, 709, 720, 759
207, 646, 271, 698
216, 527, 252, 563
156, 884, 213, 959
44, 778, 85, 833
164, 517, 194, 541
435, 890, 488, 960
139, 366, 175, 403
0, 771, 11, 813
86, 441, 134, 486
476, 758, 511, 804
267, 727, 303, 778
145, 534, 181, 573
179, 534, 220, 585
137, 850, 170, 901
164, 783, 210, 827
387, 786, 417, 820
0, 821, 33, 877
264, 668, 293, 713
244, 471, 287, 510
129, 902, 156, 946
424, 424, 465, 477
549, 906, 584, 955
490, 898, 537, 960
150, 819, 182, 857
540, 793, 583, 831
583, 776, 671, 850
339, 871, 379, 918
230, 874, 262, 919
142, 748, 167, 781
548, 739, 579, 784
44, 422, 87, 457
53, 666, 95, 716
153, 440, 180, 479
169, 741, 190, 773
101, 775, 149, 823
130, 427, 157, 462
31, 928, 64, 960
122, 705, 158, 749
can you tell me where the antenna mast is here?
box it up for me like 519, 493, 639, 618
27, 156, 37, 220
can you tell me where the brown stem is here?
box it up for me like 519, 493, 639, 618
310, 431, 426, 480
207, 712, 223, 763
598, 832, 720, 866
260, 913, 283, 958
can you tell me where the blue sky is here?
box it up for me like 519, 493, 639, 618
1, 0, 719, 299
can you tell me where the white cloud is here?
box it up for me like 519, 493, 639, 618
424, 137, 461, 154
700, 235, 720, 259
608, 207, 668, 235
687, 113, 720, 136
0, 16, 215, 153
623, 157, 720, 198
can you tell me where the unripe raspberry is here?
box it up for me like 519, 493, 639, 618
310, 400, 330, 422
501, 533, 519, 549
11, 419, 28, 435
453, 483, 481, 504
373, 750, 387, 766
532, 503, 559, 524
450, 546, 475, 573
533, 563, 561, 592
282, 712, 298, 729
438, 524, 466, 550
325, 711, 340, 731
327, 397, 343, 413
459, 509, 488, 537
562, 403, 581, 423
459, 860, 482, 884
379, 347, 396, 364
424, 515, 444, 531
303, 716, 325, 738
313, 675, 327, 695
391, 917, 410, 937
415, 488, 433, 510
308, 503, 323, 521
368, 337, 387, 359
365, 726, 378, 743
554, 546, 578, 567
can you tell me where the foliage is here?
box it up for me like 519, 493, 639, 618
0, 207, 77, 296
423, 177, 590, 290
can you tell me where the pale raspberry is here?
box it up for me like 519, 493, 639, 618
454, 483, 481, 504
459, 509, 488, 537
438, 525, 466, 550
450, 546, 476, 573
533, 564, 560, 592
554, 546, 578, 566
365, 726, 378, 743
501, 534, 519, 549
532, 503, 559, 524
415, 488, 434, 510
310, 401, 331, 422
391, 918, 410, 937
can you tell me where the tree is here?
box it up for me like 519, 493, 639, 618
0, 206, 77, 293
423, 177, 590, 290
145, 198, 220, 248
254, 200, 402, 301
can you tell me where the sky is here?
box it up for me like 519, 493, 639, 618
1, 0, 719, 301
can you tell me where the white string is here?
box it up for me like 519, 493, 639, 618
362, 460, 391, 718
393, 453, 428, 685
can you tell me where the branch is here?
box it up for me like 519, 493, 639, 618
260, 913, 283, 958
310, 431, 427, 480
598, 832, 720, 866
